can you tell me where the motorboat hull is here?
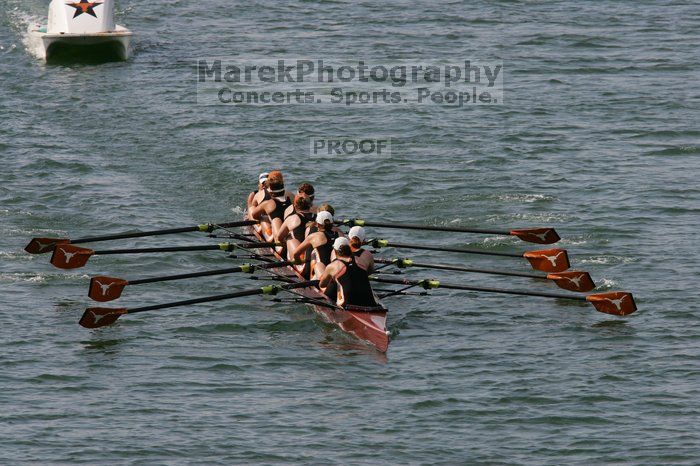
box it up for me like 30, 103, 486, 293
29, 28, 132, 61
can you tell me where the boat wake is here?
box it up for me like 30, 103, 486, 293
24, 24, 47, 60
0, 272, 89, 284
2, 2, 44, 59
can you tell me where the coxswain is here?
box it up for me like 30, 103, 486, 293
284, 182, 316, 218
319, 237, 378, 307
347, 226, 374, 273
247, 172, 269, 208
292, 210, 339, 279
249, 170, 293, 240
277, 194, 315, 270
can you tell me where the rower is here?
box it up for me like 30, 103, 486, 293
284, 182, 316, 218
319, 237, 378, 307
249, 170, 293, 240
318, 202, 334, 216
348, 226, 374, 273
292, 210, 339, 279
247, 172, 269, 208
305, 203, 342, 238
277, 194, 315, 269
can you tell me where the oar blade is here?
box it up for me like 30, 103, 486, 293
79, 307, 127, 328
89, 276, 129, 302
50, 245, 94, 269
24, 237, 70, 254
523, 248, 570, 272
547, 271, 596, 292
510, 228, 560, 244
586, 292, 637, 316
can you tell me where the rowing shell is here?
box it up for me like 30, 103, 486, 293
245, 218, 390, 352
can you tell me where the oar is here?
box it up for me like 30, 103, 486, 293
338, 218, 560, 244
375, 258, 595, 292
370, 276, 637, 316
24, 220, 259, 254
369, 239, 571, 273
79, 280, 320, 329
50, 242, 276, 269
89, 261, 292, 302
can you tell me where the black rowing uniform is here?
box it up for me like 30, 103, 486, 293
313, 229, 339, 266
269, 195, 292, 221
352, 248, 371, 273
329, 256, 377, 307
353, 248, 369, 260
252, 189, 271, 203
303, 229, 339, 280
286, 209, 315, 241
284, 209, 315, 278
298, 226, 337, 279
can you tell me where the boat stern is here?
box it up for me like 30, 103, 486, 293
30, 0, 132, 61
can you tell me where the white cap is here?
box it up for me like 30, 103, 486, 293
348, 226, 366, 242
333, 236, 350, 250
258, 172, 269, 183
316, 210, 333, 225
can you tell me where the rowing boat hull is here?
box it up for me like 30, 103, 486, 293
246, 221, 390, 352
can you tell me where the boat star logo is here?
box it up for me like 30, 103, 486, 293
66, 0, 103, 18
93, 280, 113, 296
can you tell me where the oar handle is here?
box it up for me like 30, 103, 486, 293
376, 240, 523, 258
127, 280, 319, 314
129, 261, 290, 285
337, 219, 560, 244
370, 276, 587, 301
442, 284, 587, 301
70, 220, 259, 244
96, 245, 220, 254
339, 218, 508, 235
94, 242, 272, 255
130, 265, 249, 285
72, 226, 200, 244
374, 258, 545, 280
129, 289, 264, 313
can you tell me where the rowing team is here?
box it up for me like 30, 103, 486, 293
246, 170, 378, 308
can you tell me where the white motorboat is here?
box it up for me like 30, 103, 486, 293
28, 0, 132, 62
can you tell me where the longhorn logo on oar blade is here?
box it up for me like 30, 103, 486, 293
24, 237, 70, 254
511, 228, 560, 244
547, 271, 595, 292
523, 248, 570, 273
79, 307, 127, 328
586, 292, 637, 316
89, 276, 129, 302
50, 245, 94, 269
95, 280, 112, 295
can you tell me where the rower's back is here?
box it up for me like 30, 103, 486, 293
332, 243, 377, 308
